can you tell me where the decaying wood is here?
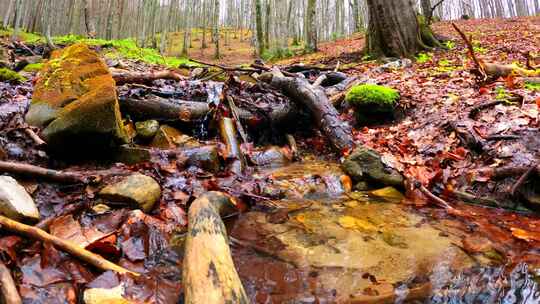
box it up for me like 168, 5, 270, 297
226, 96, 249, 144
452, 23, 539, 80
0, 214, 138, 276
183, 192, 248, 304
219, 117, 246, 173
0, 260, 22, 304
189, 58, 259, 73
111, 68, 185, 85
260, 69, 354, 152
0, 161, 88, 183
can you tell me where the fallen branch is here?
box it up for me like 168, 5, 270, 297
511, 165, 536, 197
468, 96, 521, 118
189, 58, 259, 73
475, 165, 540, 179
0, 260, 21, 304
111, 68, 185, 85
219, 117, 246, 174
183, 192, 248, 304
413, 180, 454, 210
260, 69, 354, 152
0, 214, 138, 276
0, 161, 88, 183
23, 128, 46, 146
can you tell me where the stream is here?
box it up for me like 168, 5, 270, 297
229, 161, 540, 303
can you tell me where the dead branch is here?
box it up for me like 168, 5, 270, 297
475, 165, 540, 179
183, 192, 248, 304
452, 23, 486, 78
188, 58, 259, 73
23, 128, 46, 146
511, 165, 536, 197
260, 69, 354, 152
0, 214, 138, 276
0, 161, 88, 183
111, 68, 185, 85
219, 117, 246, 174
0, 260, 21, 304
413, 180, 454, 210
468, 97, 521, 118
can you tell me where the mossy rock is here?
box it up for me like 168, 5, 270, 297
342, 146, 404, 188
25, 43, 127, 155
345, 84, 399, 123
0, 68, 27, 83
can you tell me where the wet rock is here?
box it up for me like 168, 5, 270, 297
114, 145, 152, 165
25, 43, 127, 154
0, 176, 40, 222
342, 147, 404, 187
250, 146, 292, 167
99, 174, 161, 212
135, 120, 159, 139
183, 146, 220, 173
0, 67, 26, 83
150, 125, 198, 149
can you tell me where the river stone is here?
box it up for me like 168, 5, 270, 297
342, 146, 404, 187
25, 43, 127, 154
99, 174, 161, 212
83, 284, 130, 304
135, 120, 160, 139
0, 176, 40, 222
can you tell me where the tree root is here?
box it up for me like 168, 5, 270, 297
0, 260, 21, 304
0, 161, 89, 183
0, 215, 138, 276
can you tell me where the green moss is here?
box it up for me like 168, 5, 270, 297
416, 52, 432, 63
444, 41, 455, 49
525, 81, 540, 91
23, 63, 44, 72
346, 84, 399, 120
0, 68, 27, 83
261, 47, 296, 61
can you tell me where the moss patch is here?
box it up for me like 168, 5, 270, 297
0, 68, 27, 83
346, 84, 400, 124
525, 81, 540, 91
22, 63, 44, 72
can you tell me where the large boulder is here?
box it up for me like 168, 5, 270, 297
25, 43, 127, 154
342, 146, 404, 188
0, 176, 40, 222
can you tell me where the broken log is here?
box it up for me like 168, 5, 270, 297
259, 69, 354, 152
0, 260, 21, 304
0, 214, 138, 276
183, 192, 248, 304
0, 161, 87, 183
111, 68, 185, 85
23, 127, 46, 146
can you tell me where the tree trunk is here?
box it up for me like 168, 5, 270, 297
2, 0, 14, 29
365, 0, 431, 58
254, 0, 264, 55
82, 0, 96, 38
305, 0, 317, 51
213, 0, 220, 59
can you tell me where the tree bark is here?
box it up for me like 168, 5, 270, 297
366, 0, 433, 58
0, 261, 21, 304
254, 0, 264, 55
305, 0, 317, 51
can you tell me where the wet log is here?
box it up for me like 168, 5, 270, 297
259, 69, 354, 152
476, 165, 540, 179
120, 95, 297, 128
0, 260, 21, 304
111, 68, 185, 85
0, 161, 87, 183
0, 214, 138, 276
183, 192, 248, 304
219, 117, 246, 173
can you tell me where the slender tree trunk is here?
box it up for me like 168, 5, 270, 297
264, 0, 270, 49
2, 0, 14, 29
82, 0, 96, 38
254, 0, 264, 55
365, 0, 426, 58
305, 0, 317, 52
213, 0, 220, 59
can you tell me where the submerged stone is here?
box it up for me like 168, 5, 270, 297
150, 125, 198, 149
25, 43, 127, 154
342, 146, 404, 187
99, 174, 161, 212
135, 120, 160, 139
0, 176, 40, 222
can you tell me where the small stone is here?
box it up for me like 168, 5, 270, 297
342, 146, 404, 187
135, 120, 159, 139
114, 145, 152, 165
150, 125, 198, 149
0, 176, 40, 222
190, 67, 205, 78
99, 174, 161, 212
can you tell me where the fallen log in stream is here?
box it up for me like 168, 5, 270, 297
183, 192, 248, 304
259, 69, 354, 152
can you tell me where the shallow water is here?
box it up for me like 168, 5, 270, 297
230, 161, 540, 303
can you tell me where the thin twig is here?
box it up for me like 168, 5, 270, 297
0, 215, 138, 276
413, 180, 454, 210
0, 161, 88, 183
23, 128, 46, 146
511, 165, 536, 197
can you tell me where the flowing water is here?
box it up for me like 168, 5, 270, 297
229, 161, 540, 303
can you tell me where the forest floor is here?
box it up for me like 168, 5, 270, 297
0, 17, 539, 303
